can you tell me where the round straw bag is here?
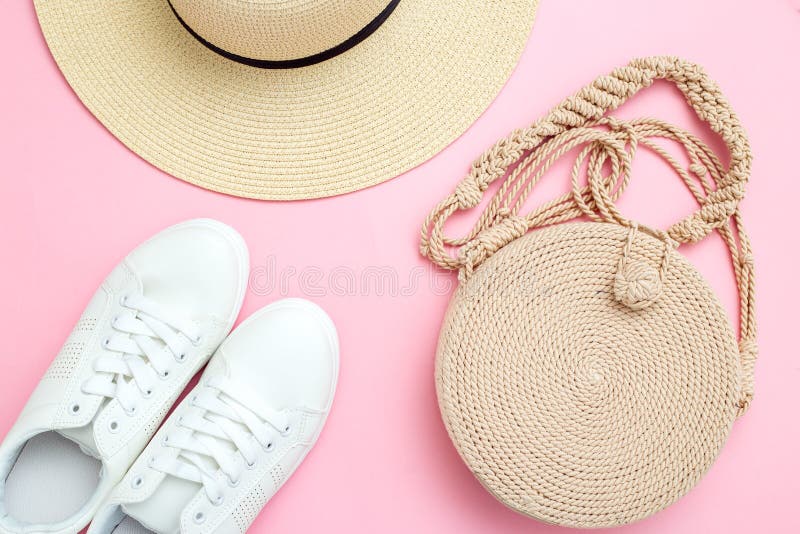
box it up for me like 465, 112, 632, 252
420, 57, 756, 528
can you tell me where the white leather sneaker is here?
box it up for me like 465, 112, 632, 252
88, 299, 339, 534
0, 219, 249, 534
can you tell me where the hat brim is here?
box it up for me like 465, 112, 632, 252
34, 0, 538, 200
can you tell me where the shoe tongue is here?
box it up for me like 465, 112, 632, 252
57, 424, 100, 458
123, 477, 200, 534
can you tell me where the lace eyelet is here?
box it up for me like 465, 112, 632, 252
108, 420, 120, 433
191, 334, 202, 346
193, 511, 206, 524
246, 460, 256, 470
148, 456, 156, 467
159, 369, 171, 380
120, 295, 129, 306
264, 442, 274, 452
176, 352, 187, 363
131, 475, 144, 489
283, 424, 291, 435
70, 403, 81, 415
125, 406, 138, 417
111, 316, 119, 327
227, 476, 240, 488
212, 495, 224, 507
102, 338, 111, 348
143, 388, 153, 398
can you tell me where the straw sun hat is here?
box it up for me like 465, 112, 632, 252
34, 0, 538, 200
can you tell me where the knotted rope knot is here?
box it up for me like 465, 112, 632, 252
457, 214, 529, 281
736, 336, 758, 416
494, 207, 512, 223
739, 252, 755, 271
613, 224, 672, 310
738, 338, 758, 368
602, 115, 629, 132
670, 193, 740, 243
614, 258, 663, 310
689, 162, 707, 177
419, 240, 430, 258
669, 215, 712, 243
454, 177, 484, 209
736, 395, 753, 417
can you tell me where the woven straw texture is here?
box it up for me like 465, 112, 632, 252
33, 0, 537, 200
420, 57, 756, 528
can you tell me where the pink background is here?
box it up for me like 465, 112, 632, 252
2, 1, 799, 532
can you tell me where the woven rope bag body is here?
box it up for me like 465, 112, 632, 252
421, 57, 756, 528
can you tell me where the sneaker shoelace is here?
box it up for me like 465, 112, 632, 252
81, 293, 202, 415
151, 376, 291, 504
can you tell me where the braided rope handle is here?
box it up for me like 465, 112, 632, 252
420, 56, 756, 414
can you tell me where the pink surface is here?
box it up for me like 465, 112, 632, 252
1, 1, 799, 532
